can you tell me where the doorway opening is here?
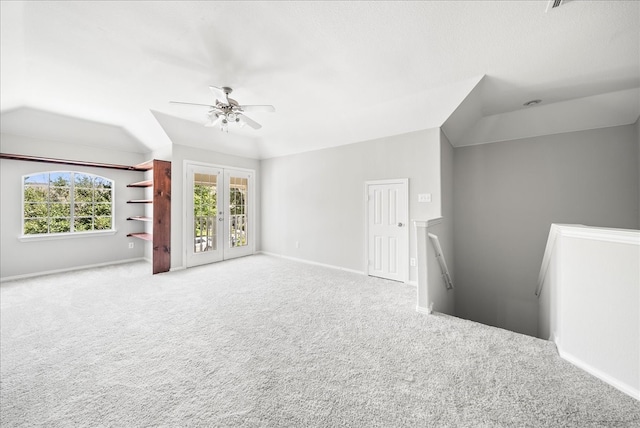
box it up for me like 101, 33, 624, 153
186, 162, 254, 268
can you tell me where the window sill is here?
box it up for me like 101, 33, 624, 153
18, 230, 118, 242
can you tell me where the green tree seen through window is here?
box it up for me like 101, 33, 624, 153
23, 172, 113, 235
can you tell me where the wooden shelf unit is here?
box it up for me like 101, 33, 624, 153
0, 152, 171, 275
126, 232, 153, 241
127, 179, 153, 188
127, 216, 153, 222
127, 159, 171, 274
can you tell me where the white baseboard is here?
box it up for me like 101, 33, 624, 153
416, 305, 433, 315
258, 251, 365, 275
0, 258, 147, 283
558, 348, 639, 401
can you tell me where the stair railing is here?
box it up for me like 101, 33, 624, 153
428, 233, 453, 290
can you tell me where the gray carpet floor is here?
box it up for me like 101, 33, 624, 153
1, 254, 639, 427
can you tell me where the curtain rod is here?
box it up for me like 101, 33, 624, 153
0, 153, 152, 171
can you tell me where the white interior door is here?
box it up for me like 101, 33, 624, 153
186, 163, 254, 268
366, 179, 408, 282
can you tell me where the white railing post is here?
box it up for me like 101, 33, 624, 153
414, 220, 431, 314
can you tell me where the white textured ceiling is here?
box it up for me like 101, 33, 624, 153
1, 1, 638, 159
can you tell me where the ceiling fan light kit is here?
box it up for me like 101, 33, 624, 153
171, 86, 275, 132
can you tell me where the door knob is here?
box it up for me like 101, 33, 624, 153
398, 222, 404, 227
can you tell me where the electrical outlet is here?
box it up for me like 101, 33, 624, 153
128, 242, 134, 249
295, 241, 300, 249
410, 258, 416, 267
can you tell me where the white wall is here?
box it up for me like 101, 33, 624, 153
419, 131, 456, 314
261, 128, 441, 281
0, 133, 149, 279
537, 225, 639, 399
170, 144, 261, 270
453, 124, 640, 337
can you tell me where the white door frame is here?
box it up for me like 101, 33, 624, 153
183, 160, 256, 268
364, 178, 409, 283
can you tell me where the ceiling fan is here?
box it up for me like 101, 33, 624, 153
170, 86, 275, 131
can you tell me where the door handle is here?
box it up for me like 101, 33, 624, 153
219, 217, 224, 222
398, 222, 404, 227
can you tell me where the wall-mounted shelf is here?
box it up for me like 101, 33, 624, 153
126, 232, 153, 241
133, 160, 154, 171
126, 159, 171, 274
127, 216, 153, 222
127, 179, 153, 188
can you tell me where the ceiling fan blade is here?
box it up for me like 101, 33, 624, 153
209, 86, 227, 103
205, 115, 223, 128
238, 114, 262, 129
240, 105, 276, 113
170, 101, 215, 108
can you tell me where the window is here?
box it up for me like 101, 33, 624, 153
23, 171, 114, 235
229, 176, 248, 248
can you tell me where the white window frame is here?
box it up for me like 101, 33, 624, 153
20, 170, 116, 241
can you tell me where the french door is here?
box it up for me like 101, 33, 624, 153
366, 179, 409, 282
186, 163, 254, 267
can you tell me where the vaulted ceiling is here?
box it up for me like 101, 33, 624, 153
1, 1, 638, 159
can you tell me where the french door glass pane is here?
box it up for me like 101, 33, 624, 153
193, 173, 217, 253
229, 176, 248, 248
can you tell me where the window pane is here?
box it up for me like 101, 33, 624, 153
75, 187, 93, 202
94, 176, 111, 189
74, 173, 94, 188
95, 189, 112, 203
74, 203, 94, 217
229, 177, 248, 248
24, 173, 48, 185
95, 203, 111, 216
50, 172, 70, 187
24, 203, 48, 218
94, 217, 111, 230
50, 218, 71, 233
50, 203, 71, 217
75, 217, 93, 231
24, 219, 48, 234
50, 187, 70, 202
193, 173, 217, 253
24, 185, 48, 203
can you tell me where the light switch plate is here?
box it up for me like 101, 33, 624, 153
418, 193, 431, 203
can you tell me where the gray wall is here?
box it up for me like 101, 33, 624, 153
637, 118, 640, 226
453, 124, 640, 336
261, 128, 441, 281
0, 133, 149, 279
440, 131, 454, 281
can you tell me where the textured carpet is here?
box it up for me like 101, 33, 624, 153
1, 255, 639, 427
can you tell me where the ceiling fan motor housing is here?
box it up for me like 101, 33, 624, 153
171, 85, 274, 131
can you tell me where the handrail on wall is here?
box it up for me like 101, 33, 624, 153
427, 233, 453, 290
536, 224, 561, 298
